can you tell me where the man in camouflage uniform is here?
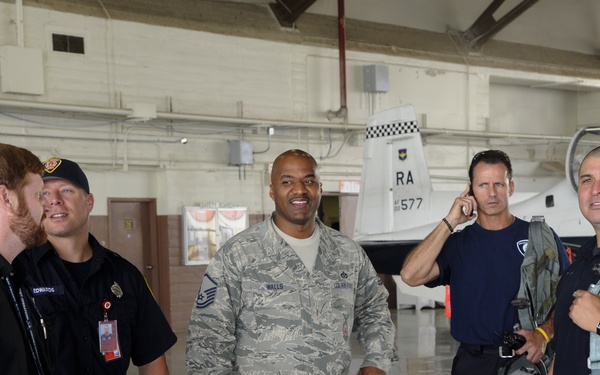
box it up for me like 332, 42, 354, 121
186, 149, 396, 375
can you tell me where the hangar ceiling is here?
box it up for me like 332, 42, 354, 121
6, 0, 600, 80
0, 0, 595, 177
1, 0, 599, 152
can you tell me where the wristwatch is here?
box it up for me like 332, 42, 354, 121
596, 321, 600, 335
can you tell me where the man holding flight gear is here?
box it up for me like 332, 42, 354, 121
401, 150, 570, 375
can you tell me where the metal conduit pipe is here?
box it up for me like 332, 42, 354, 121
157, 111, 362, 130
0, 99, 574, 143
0, 99, 364, 130
0, 99, 131, 116
0, 130, 179, 144
15, 0, 25, 47
327, 0, 348, 120
420, 128, 572, 142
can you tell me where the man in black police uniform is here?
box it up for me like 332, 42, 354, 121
16, 158, 176, 375
0, 143, 54, 375
552, 146, 600, 374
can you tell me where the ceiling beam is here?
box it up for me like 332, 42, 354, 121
460, 0, 539, 51
269, 0, 318, 28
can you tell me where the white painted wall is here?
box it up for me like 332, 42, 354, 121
1, 4, 600, 215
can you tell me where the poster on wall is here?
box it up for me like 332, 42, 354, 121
216, 208, 249, 246
183, 206, 248, 265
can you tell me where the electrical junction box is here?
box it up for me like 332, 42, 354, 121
0, 46, 44, 95
363, 64, 389, 93
228, 140, 253, 165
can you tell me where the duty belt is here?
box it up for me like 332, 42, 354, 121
459, 343, 515, 358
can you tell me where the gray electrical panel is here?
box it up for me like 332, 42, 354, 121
228, 140, 253, 165
363, 65, 389, 93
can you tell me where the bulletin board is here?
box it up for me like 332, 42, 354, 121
182, 206, 248, 265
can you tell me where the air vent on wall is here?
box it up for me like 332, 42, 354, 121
52, 33, 85, 54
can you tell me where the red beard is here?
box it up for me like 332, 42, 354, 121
10, 191, 47, 248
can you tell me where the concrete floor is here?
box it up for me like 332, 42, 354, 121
127, 307, 458, 375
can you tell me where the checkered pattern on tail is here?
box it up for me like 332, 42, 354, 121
365, 120, 419, 139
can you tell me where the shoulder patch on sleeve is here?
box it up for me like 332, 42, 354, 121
195, 273, 218, 309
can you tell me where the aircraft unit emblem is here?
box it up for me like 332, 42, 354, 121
398, 148, 407, 161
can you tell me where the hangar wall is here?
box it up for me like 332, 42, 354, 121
2, 3, 600, 329
1, 5, 596, 214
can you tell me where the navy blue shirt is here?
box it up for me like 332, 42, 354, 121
16, 234, 177, 375
553, 236, 600, 375
428, 218, 569, 346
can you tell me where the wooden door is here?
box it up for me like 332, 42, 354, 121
107, 199, 162, 305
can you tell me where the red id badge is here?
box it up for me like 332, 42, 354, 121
99, 320, 121, 361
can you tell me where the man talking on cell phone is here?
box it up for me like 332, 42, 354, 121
401, 149, 570, 375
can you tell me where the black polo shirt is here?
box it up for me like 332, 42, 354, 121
0, 254, 38, 374
1, 253, 55, 375
553, 236, 600, 374
16, 234, 177, 375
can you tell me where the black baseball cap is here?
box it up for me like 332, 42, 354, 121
42, 158, 90, 193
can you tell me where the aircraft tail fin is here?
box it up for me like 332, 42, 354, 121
354, 104, 433, 239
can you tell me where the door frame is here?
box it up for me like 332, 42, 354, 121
319, 193, 358, 238
107, 198, 169, 314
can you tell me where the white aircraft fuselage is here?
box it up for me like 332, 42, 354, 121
354, 105, 595, 275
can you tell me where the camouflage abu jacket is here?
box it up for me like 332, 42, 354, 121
186, 215, 396, 374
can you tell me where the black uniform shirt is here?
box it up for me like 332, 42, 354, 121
0, 254, 37, 375
553, 236, 600, 375
16, 234, 177, 375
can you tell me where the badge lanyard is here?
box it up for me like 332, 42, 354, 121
4, 275, 45, 375
102, 299, 112, 321
100, 294, 122, 361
